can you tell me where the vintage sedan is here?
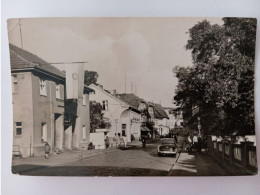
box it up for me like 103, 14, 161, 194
157, 138, 177, 157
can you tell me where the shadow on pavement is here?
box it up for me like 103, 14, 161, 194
12, 165, 169, 176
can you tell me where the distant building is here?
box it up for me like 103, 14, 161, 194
118, 94, 169, 138
89, 84, 141, 143
164, 107, 184, 135
118, 94, 154, 137
10, 44, 93, 157
148, 102, 169, 137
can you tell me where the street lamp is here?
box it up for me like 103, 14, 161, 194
197, 117, 201, 135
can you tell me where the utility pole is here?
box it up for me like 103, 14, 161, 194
125, 71, 126, 93
19, 18, 23, 49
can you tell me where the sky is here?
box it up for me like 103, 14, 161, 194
8, 17, 223, 107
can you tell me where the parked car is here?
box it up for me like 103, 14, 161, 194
157, 138, 177, 157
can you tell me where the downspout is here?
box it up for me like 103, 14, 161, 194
50, 81, 53, 152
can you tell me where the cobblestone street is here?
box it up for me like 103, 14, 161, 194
12, 139, 231, 176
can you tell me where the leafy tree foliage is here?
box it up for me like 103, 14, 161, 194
90, 101, 111, 133
174, 18, 256, 136
84, 71, 98, 86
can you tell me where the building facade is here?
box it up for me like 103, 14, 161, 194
10, 44, 92, 157
89, 84, 141, 143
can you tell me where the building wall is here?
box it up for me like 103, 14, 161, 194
89, 85, 141, 143
120, 110, 141, 142
89, 85, 129, 137
31, 73, 65, 156
165, 108, 184, 129
12, 72, 34, 157
72, 93, 91, 148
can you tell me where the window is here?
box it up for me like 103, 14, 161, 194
122, 124, 126, 136
102, 100, 108, 110
12, 75, 18, 93
15, 122, 22, 136
82, 95, 86, 106
39, 79, 47, 96
82, 125, 86, 139
41, 123, 47, 142
56, 84, 61, 99
180, 122, 184, 126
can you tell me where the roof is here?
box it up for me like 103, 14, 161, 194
118, 93, 142, 110
88, 84, 130, 108
149, 102, 169, 119
84, 85, 95, 94
9, 44, 65, 79
141, 126, 151, 132
118, 93, 169, 119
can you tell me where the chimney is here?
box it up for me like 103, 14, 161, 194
112, 89, 116, 96
98, 84, 103, 90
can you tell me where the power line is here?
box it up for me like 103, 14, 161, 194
37, 61, 89, 65
48, 61, 89, 65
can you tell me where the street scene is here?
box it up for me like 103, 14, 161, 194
12, 138, 232, 176
8, 17, 258, 176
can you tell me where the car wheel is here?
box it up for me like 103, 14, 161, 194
158, 153, 162, 157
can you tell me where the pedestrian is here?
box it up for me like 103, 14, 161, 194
141, 134, 147, 148
187, 135, 192, 146
174, 133, 178, 143
44, 142, 50, 159
105, 136, 110, 149
193, 134, 198, 152
131, 134, 135, 143
197, 134, 203, 153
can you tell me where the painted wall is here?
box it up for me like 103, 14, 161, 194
89, 84, 141, 143
72, 93, 91, 149
12, 70, 66, 157
90, 132, 105, 149
89, 85, 129, 137
12, 72, 34, 157
31, 73, 65, 156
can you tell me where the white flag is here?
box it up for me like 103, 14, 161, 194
66, 63, 84, 99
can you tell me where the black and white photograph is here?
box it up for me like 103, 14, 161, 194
7, 17, 257, 176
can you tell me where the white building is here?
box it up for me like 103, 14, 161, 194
89, 84, 141, 143
164, 107, 184, 135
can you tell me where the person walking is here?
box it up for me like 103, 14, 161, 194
44, 142, 51, 159
193, 134, 198, 152
197, 134, 203, 153
105, 136, 110, 149
141, 134, 147, 148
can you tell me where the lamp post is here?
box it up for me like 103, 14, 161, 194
197, 117, 201, 135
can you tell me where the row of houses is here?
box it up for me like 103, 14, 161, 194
10, 44, 183, 157
88, 84, 184, 143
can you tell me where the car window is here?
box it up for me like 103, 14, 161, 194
161, 139, 175, 144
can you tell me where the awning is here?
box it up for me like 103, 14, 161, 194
141, 126, 151, 132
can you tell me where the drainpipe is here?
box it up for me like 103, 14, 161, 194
49, 81, 53, 152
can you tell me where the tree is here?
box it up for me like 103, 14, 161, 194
84, 71, 98, 86
89, 101, 111, 132
174, 18, 256, 136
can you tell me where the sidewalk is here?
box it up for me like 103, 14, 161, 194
12, 147, 119, 174
169, 151, 233, 176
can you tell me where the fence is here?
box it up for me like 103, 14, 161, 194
208, 136, 258, 175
